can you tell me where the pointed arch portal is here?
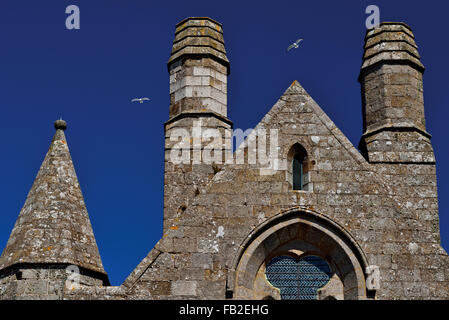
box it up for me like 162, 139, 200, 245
228, 208, 369, 300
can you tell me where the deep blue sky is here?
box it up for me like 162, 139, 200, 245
0, 1, 448, 285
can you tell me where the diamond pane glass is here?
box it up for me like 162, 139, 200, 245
265, 255, 332, 300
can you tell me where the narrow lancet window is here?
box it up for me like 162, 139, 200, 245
293, 155, 303, 190
288, 143, 310, 191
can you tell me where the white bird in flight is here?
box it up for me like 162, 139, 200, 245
131, 97, 150, 104
287, 38, 303, 52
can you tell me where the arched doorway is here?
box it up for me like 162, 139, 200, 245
228, 209, 369, 300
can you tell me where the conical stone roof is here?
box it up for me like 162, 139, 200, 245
360, 22, 424, 74
0, 120, 107, 275
168, 17, 230, 74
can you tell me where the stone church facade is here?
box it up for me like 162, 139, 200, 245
0, 17, 448, 300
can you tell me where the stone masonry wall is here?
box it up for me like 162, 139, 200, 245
163, 115, 232, 233
361, 64, 426, 134
372, 163, 449, 299
0, 264, 106, 300
169, 57, 228, 118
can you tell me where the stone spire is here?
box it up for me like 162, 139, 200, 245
358, 22, 434, 163
0, 120, 107, 276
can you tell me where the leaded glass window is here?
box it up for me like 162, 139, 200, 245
265, 255, 332, 300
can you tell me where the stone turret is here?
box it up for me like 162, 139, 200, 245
358, 22, 435, 163
168, 17, 230, 118
0, 120, 109, 299
163, 17, 233, 232
358, 25, 446, 300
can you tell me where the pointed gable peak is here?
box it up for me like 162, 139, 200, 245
275, 79, 309, 103
258, 80, 370, 169
0, 120, 107, 276
286, 79, 305, 93
289, 80, 300, 89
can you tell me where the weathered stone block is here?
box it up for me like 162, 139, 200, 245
171, 280, 197, 296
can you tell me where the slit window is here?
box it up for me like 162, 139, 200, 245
293, 156, 303, 190
288, 143, 310, 191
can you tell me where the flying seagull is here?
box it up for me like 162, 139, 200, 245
131, 97, 150, 104
287, 38, 303, 52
